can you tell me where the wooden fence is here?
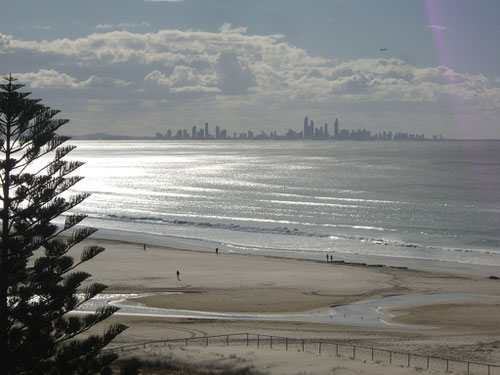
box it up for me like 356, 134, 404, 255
106, 333, 500, 375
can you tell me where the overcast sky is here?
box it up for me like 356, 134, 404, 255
1, 0, 500, 139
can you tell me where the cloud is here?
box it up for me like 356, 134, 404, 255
2, 28, 498, 108
144, 67, 218, 94
215, 52, 256, 94
219, 23, 248, 34
13, 69, 129, 89
0, 26, 323, 67
96, 22, 150, 30
428, 25, 448, 31
0, 33, 11, 52
2, 25, 499, 137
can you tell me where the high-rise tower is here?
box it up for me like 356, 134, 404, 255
303, 116, 309, 139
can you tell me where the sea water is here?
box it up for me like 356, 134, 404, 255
60, 140, 500, 266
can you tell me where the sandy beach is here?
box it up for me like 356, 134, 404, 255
72, 236, 500, 374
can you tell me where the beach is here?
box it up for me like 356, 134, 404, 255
72, 235, 500, 374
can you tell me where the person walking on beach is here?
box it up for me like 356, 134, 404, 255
176, 270, 180, 281
215, 247, 218, 255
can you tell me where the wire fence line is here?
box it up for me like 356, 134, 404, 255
106, 333, 500, 375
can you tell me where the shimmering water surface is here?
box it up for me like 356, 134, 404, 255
63, 140, 500, 266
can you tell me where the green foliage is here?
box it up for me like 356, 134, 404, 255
0, 75, 126, 374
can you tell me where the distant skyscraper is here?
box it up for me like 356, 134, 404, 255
192, 126, 196, 139
303, 116, 308, 139
334, 118, 339, 139
205, 122, 209, 139
324, 123, 329, 138
215, 125, 220, 139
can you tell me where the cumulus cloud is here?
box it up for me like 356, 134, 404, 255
1, 25, 499, 137
219, 23, 248, 34
13, 69, 129, 89
215, 52, 256, 94
2, 28, 499, 108
144, 67, 218, 94
0, 27, 325, 67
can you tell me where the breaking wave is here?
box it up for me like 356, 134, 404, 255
90, 213, 498, 257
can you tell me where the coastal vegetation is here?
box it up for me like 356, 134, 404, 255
0, 76, 125, 374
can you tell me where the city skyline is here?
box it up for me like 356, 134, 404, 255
154, 115, 443, 141
1, 1, 500, 139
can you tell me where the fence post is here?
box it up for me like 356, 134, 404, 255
143, 343, 146, 349
247, 333, 249, 347
257, 334, 260, 348
319, 342, 322, 356
371, 348, 374, 361
226, 335, 229, 346
206, 336, 208, 346
407, 353, 410, 367
336, 343, 339, 357
488, 365, 491, 375
427, 356, 430, 370
302, 340, 305, 352
286, 338, 288, 351
353, 346, 356, 359
164, 340, 167, 347
446, 359, 449, 372
270, 336, 272, 349
389, 351, 392, 364
467, 362, 469, 374
185, 338, 187, 346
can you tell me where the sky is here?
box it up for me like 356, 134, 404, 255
1, 0, 500, 139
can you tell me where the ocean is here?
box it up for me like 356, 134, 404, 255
61, 140, 500, 267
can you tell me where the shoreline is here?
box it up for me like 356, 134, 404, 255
91, 228, 500, 277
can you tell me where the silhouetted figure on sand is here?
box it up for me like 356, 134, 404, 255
176, 270, 180, 281
215, 247, 218, 255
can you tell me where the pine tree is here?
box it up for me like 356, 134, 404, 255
0, 75, 126, 374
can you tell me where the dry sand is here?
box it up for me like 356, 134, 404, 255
72, 237, 500, 374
